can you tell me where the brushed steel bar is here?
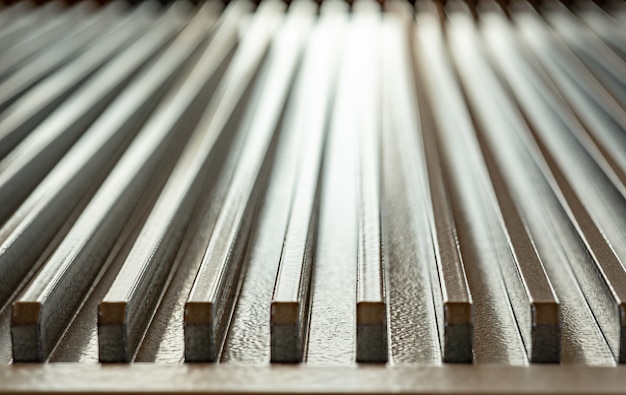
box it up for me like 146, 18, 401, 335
418, 2, 551, 365
10, 7, 219, 363
0, 1, 32, 32
572, 1, 626, 59
270, 7, 342, 363
0, 2, 98, 80
305, 4, 359, 365
541, 3, 626, 109
135, 2, 329, 365
446, 0, 560, 364
412, 5, 474, 364
351, 4, 386, 364
512, 4, 626, 190
98, 3, 272, 362
0, 2, 221, 313
0, 6, 173, 225
0, 5, 146, 166
0, 2, 61, 54
220, 0, 347, 365
184, 1, 312, 363
380, 8, 441, 364
98, 2, 258, 362
0, 1, 130, 115
480, 3, 626, 363
448, 6, 613, 366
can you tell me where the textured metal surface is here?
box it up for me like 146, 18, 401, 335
270, 3, 341, 363
183, 0, 290, 362
1, 0, 626, 392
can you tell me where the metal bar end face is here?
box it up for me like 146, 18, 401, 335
184, 301, 217, 362
356, 301, 387, 363
443, 301, 473, 363
11, 301, 43, 362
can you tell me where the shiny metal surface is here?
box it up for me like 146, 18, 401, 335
542, 3, 626, 109
0, 7, 162, 223
449, 3, 613, 366
270, 4, 342, 363
185, 1, 310, 362
413, 2, 474, 364
0, 4, 130, 161
351, 2, 386, 364
97, 1, 246, 362
0, 2, 99, 80
447, 1, 560, 363
0, 2, 127, 114
480, 2, 626, 362
11, 7, 213, 362
1, 0, 626, 392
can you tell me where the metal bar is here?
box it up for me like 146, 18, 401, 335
512, 3, 626, 195
0, 6, 177, 226
304, 3, 358, 365
541, 2, 626, 109
98, 3, 272, 362
379, 5, 441, 364
184, 1, 312, 363
412, 3, 474, 363
0, 1, 128, 115
0, 2, 101, 80
572, 1, 626, 59
445, 0, 560, 364
10, 7, 218, 362
0, 2, 61, 54
0, 2, 220, 312
96, 0, 282, 363
351, 1, 386, 364
479, 2, 626, 363
0, 3, 87, 80
0, 1, 33, 33
448, 4, 613, 366
270, 5, 342, 363
418, 1, 556, 365
0, 4, 147, 165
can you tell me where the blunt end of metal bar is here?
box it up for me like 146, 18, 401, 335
443, 302, 473, 363
184, 302, 217, 362
11, 301, 43, 362
12, 301, 41, 326
357, 301, 386, 326
444, 301, 472, 326
271, 301, 299, 325
356, 301, 387, 363
530, 302, 560, 363
98, 301, 129, 363
98, 301, 127, 326
271, 301, 305, 363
